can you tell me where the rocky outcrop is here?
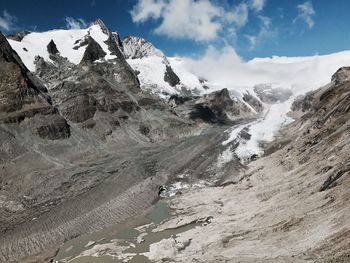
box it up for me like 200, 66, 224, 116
122, 36, 164, 59
331, 66, 350, 83
0, 33, 70, 139
7, 31, 31, 42
47, 40, 59, 55
191, 88, 255, 123
80, 37, 107, 64
254, 84, 293, 104
164, 65, 180, 87
291, 92, 314, 112
242, 92, 264, 113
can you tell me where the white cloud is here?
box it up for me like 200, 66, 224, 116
0, 10, 17, 32
294, 1, 315, 29
245, 35, 257, 49
131, 0, 222, 41
65, 17, 87, 29
130, 0, 166, 22
183, 45, 350, 95
131, 0, 268, 42
249, 0, 266, 12
154, 0, 222, 41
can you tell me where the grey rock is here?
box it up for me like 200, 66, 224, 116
0, 33, 70, 140
164, 65, 180, 87
331, 67, 350, 83
190, 88, 254, 124
47, 40, 59, 55
6, 31, 31, 42
254, 84, 293, 104
80, 36, 106, 64
242, 92, 264, 113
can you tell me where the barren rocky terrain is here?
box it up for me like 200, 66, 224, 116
0, 18, 349, 263
48, 68, 350, 263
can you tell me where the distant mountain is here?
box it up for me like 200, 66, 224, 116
7, 21, 207, 99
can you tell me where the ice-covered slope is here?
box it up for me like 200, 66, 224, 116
122, 36, 207, 98
7, 20, 122, 71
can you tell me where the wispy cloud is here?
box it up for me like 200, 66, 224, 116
0, 10, 18, 33
225, 2, 249, 28
130, 0, 268, 42
249, 0, 266, 12
294, 1, 316, 29
245, 15, 273, 50
65, 17, 87, 29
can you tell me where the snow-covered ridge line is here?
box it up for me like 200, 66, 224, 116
7, 22, 119, 71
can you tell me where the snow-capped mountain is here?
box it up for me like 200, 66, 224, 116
7, 21, 207, 99
122, 36, 207, 98
8, 20, 125, 71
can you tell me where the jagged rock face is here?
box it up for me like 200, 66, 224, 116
164, 65, 180, 87
7, 31, 31, 41
331, 66, 350, 83
0, 33, 70, 140
47, 40, 59, 55
242, 92, 264, 113
34, 47, 141, 126
35, 114, 70, 139
50, 76, 139, 124
80, 37, 107, 64
291, 92, 314, 112
191, 88, 254, 123
254, 84, 293, 104
122, 36, 164, 59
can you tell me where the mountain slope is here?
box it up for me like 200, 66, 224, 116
0, 21, 252, 263
123, 36, 207, 97
133, 67, 350, 263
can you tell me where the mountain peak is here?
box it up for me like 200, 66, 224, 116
90, 18, 110, 35
123, 36, 164, 59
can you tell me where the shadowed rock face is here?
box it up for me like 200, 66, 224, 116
191, 88, 255, 123
80, 36, 107, 64
47, 40, 59, 55
0, 33, 70, 139
164, 65, 180, 87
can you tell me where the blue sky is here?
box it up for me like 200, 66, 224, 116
0, 0, 350, 60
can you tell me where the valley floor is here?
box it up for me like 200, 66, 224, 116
1, 125, 241, 263
51, 126, 350, 263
